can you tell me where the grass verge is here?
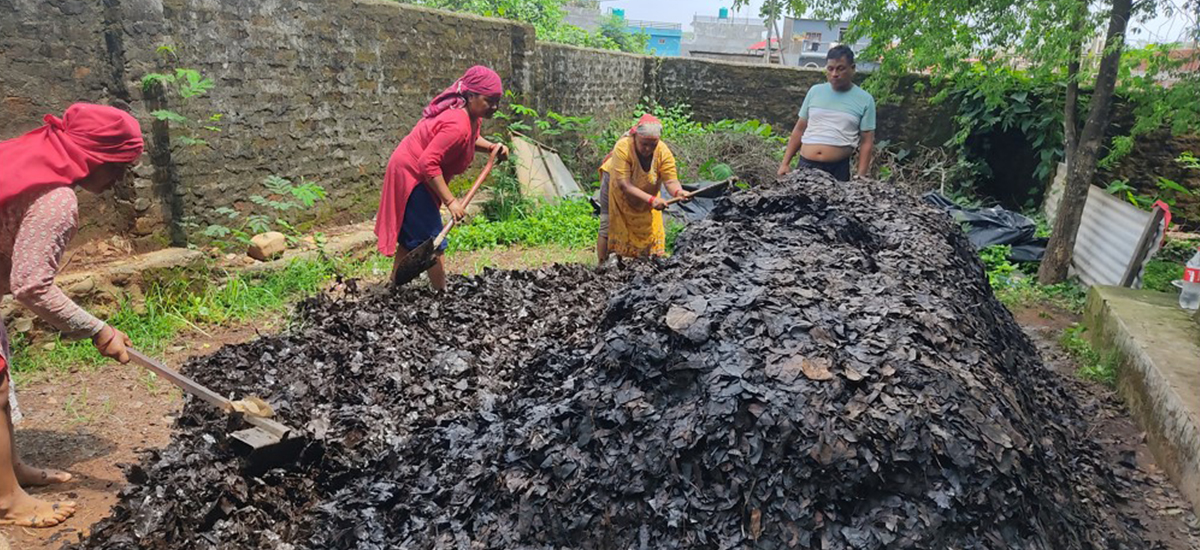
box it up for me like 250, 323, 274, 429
1059, 324, 1119, 387
448, 199, 598, 252
11, 253, 392, 381
981, 245, 1088, 313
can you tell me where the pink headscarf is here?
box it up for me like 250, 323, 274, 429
627, 113, 663, 136
598, 114, 665, 176
0, 103, 143, 206
421, 66, 504, 119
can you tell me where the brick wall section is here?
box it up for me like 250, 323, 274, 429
532, 43, 646, 126
650, 57, 825, 133
651, 59, 955, 147
0, 0, 150, 243
155, 0, 521, 235
0, 0, 114, 129
0, 0, 1023, 249
1101, 130, 1200, 228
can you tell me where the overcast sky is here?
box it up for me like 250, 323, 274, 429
603, 0, 1197, 44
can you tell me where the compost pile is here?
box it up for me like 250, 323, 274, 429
72, 170, 1146, 550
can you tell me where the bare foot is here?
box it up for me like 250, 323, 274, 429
15, 463, 72, 487
0, 490, 76, 527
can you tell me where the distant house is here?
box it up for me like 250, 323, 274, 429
780, 17, 875, 70
683, 9, 767, 58
1129, 47, 1200, 87
561, 3, 682, 57
747, 37, 784, 64
621, 14, 683, 57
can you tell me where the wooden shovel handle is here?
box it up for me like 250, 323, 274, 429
128, 348, 233, 413
434, 146, 502, 246
462, 146, 501, 208
664, 177, 738, 206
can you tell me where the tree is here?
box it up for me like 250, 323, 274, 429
760, 0, 787, 64
740, 0, 1192, 284
394, 0, 647, 53
1039, 0, 1133, 283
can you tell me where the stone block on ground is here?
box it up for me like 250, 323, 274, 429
248, 232, 287, 261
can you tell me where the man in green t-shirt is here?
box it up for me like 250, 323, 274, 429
778, 45, 877, 182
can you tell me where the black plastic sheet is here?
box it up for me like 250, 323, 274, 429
922, 192, 1047, 261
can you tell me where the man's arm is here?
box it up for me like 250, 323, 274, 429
856, 130, 875, 179
778, 118, 808, 176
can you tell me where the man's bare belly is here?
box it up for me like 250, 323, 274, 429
800, 144, 853, 163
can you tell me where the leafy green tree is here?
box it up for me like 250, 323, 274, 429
396, 0, 647, 53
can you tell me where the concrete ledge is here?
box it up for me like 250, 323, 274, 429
1085, 286, 1200, 515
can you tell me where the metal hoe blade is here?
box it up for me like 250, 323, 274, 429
127, 349, 303, 470
391, 238, 439, 287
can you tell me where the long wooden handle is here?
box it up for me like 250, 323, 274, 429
664, 177, 738, 206
434, 146, 502, 247
128, 348, 233, 413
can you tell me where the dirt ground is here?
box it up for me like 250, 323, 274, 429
1, 321, 284, 550
1014, 306, 1200, 549
2, 272, 1198, 548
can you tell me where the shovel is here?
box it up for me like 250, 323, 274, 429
392, 147, 501, 288
662, 177, 737, 207
128, 349, 303, 469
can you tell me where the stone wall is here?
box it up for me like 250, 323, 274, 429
0, 0, 141, 243
1102, 110, 1200, 229
0, 0, 973, 250
154, 0, 523, 241
531, 43, 645, 126
648, 59, 953, 146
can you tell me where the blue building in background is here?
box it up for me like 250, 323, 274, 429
612, 8, 683, 57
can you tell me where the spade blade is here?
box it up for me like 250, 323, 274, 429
391, 238, 438, 288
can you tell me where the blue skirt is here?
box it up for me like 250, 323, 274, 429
399, 183, 447, 252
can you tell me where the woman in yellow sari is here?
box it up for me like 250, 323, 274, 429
596, 115, 690, 261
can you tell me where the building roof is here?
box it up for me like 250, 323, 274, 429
748, 37, 781, 51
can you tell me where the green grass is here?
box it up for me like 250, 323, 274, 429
665, 219, 686, 254
1143, 259, 1184, 293
446, 245, 595, 275
448, 199, 598, 252
1059, 324, 1119, 387
980, 245, 1088, 313
11, 254, 363, 380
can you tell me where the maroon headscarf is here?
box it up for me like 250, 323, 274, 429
0, 103, 143, 206
421, 66, 504, 119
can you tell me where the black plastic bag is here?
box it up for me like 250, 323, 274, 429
923, 192, 1046, 261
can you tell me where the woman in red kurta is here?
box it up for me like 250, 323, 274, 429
0, 103, 142, 527
375, 66, 508, 291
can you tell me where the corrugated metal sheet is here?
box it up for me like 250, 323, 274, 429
1071, 184, 1153, 287
513, 136, 583, 201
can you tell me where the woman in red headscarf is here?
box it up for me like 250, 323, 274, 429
0, 103, 143, 527
375, 66, 508, 291
596, 114, 690, 262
